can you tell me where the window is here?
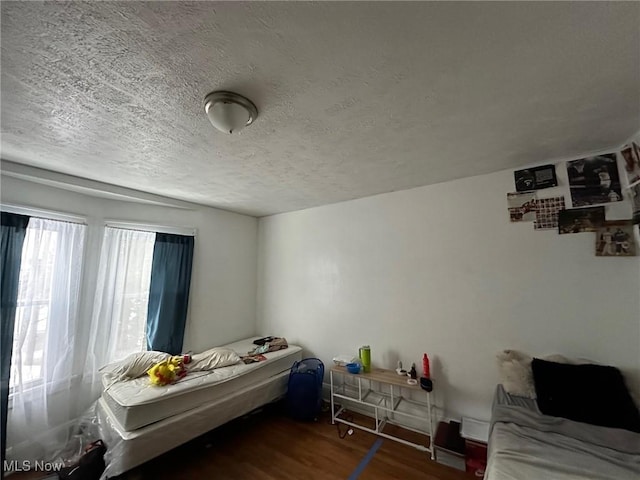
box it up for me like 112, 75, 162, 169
10, 218, 86, 390
92, 227, 155, 363
4, 210, 193, 465
10, 225, 57, 388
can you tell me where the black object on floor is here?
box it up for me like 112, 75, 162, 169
58, 439, 106, 480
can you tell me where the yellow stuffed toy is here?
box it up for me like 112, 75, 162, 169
147, 355, 189, 386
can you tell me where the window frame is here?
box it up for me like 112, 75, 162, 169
1, 204, 197, 394
4, 208, 89, 404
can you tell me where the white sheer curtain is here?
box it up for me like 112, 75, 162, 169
84, 227, 155, 398
7, 222, 156, 464
6, 218, 86, 463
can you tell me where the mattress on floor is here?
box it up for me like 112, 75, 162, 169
486, 385, 640, 480
98, 370, 291, 478
101, 337, 302, 431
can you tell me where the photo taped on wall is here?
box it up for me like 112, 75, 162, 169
567, 154, 622, 207
514, 164, 558, 192
621, 143, 640, 187
595, 221, 636, 257
507, 192, 537, 222
534, 196, 565, 230
628, 183, 640, 225
558, 206, 605, 234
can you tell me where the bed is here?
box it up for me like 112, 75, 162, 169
96, 337, 302, 478
485, 384, 640, 480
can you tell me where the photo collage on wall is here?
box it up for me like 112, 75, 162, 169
507, 165, 566, 230
508, 147, 639, 256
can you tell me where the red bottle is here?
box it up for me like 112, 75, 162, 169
422, 353, 430, 379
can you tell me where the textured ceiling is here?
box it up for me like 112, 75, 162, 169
1, 2, 639, 216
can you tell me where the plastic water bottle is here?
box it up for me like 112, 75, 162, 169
423, 353, 430, 378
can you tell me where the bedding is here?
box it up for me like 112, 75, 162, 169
101, 347, 241, 387
532, 357, 640, 432
101, 337, 302, 431
485, 385, 640, 480
188, 347, 240, 371
100, 351, 172, 386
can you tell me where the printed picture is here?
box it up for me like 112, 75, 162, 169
566, 154, 622, 206
595, 221, 636, 257
621, 143, 640, 186
534, 196, 565, 230
514, 165, 558, 192
507, 192, 537, 222
629, 183, 640, 225
558, 207, 605, 234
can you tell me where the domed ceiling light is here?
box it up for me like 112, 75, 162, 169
203, 91, 258, 134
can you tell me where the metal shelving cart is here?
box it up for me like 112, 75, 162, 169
330, 366, 435, 459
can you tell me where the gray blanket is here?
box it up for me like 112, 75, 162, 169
485, 386, 640, 480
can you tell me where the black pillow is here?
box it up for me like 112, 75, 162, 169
531, 358, 640, 432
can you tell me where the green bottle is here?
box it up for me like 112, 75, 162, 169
359, 345, 371, 373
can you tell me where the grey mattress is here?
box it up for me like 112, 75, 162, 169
485, 385, 640, 480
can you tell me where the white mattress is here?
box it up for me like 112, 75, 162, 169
101, 337, 302, 431
98, 369, 291, 478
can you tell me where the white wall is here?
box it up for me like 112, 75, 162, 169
1, 175, 258, 353
257, 147, 640, 421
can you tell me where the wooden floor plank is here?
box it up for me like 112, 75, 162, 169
10, 402, 476, 479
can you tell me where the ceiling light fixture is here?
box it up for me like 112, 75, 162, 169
203, 91, 258, 134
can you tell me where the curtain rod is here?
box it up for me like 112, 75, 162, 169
1, 203, 87, 225
104, 220, 197, 237
0, 204, 197, 236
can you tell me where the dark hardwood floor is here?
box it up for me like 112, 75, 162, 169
11, 402, 477, 479
120, 402, 476, 480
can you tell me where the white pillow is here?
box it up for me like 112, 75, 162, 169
100, 351, 171, 382
496, 349, 536, 398
188, 347, 241, 372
